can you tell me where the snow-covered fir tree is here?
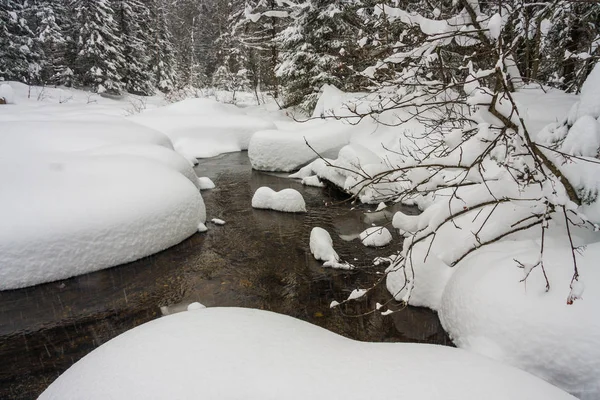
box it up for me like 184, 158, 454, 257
148, 0, 178, 93
170, 0, 212, 87
0, 0, 41, 84
71, 0, 125, 94
275, 0, 366, 110
235, 0, 290, 94
27, 0, 68, 84
114, 0, 155, 95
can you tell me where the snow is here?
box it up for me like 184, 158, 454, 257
39, 307, 576, 400
197, 176, 216, 190
251, 187, 307, 213
248, 119, 356, 172
0, 82, 207, 290
0, 155, 204, 290
359, 227, 393, 247
487, 13, 503, 40
310, 227, 340, 263
86, 143, 203, 191
439, 240, 600, 400
131, 98, 276, 159
375, 202, 387, 211
0, 83, 15, 104
0, 118, 173, 152
197, 223, 208, 233
186, 302, 206, 311
310, 227, 354, 270
573, 62, 600, 119
561, 115, 600, 157
347, 288, 367, 301
301, 175, 325, 187
274, 81, 598, 398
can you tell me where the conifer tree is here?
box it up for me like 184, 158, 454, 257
28, 0, 68, 84
71, 0, 125, 94
114, 0, 155, 95
0, 0, 41, 83
148, 0, 178, 92
275, 0, 365, 110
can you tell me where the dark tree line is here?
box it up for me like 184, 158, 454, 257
1, 0, 598, 103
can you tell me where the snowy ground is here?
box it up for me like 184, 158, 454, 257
3, 78, 599, 398
39, 307, 575, 400
0, 83, 213, 289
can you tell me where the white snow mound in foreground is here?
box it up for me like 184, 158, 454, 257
359, 227, 393, 247
251, 187, 306, 212
39, 307, 575, 400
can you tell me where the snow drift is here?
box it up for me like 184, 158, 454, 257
39, 307, 575, 400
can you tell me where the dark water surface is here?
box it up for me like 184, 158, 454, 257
0, 152, 450, 399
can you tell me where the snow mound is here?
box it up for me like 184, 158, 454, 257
359, 227, 393, 247
248, 120, 356, 172
0, 118, 173, 153
86, 143, 202, 191
439, 240, 600, 400
131, 98, 276, 159
0, 155, 204, 290
197, 223, 208, 233
0, 83, 15, 104
251, 187, 306, 212
39, 308, 576, 400
310, 227, 340, 263
197, 176, 215, 190
0, 114, 206, 290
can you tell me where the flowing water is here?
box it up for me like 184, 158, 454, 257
0, 152, 450, 399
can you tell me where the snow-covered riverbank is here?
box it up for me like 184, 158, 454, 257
2, 78, 599, 398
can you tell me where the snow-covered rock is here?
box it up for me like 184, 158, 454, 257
251, 187, 306, 213
439, 240, 600, 400
359, 227, 393, 247
310, 227, 340, 263
39, 308, 576, 400
197, 176, 215, 190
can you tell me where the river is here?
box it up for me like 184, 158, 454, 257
0, 152, 450, 399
